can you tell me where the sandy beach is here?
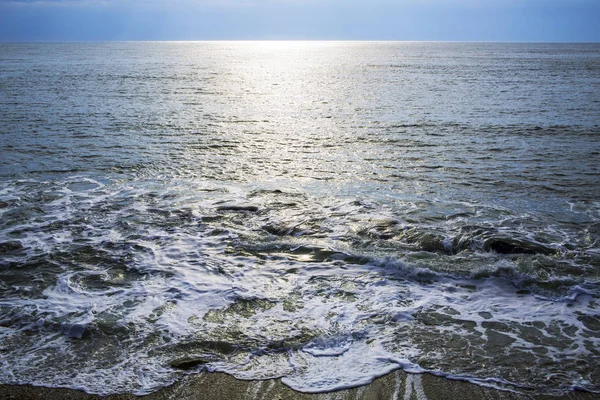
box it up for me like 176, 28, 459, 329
1, 371, 597, 400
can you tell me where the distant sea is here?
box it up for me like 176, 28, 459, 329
1, 42, 599, 396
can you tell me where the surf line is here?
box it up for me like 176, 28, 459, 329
403, 373, 428, 400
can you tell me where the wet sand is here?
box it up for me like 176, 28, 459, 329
0, 371, 596, 400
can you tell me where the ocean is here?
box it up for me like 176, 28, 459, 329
0, 41, 599, 396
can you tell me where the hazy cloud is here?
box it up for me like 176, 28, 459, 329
1, 0, 598, 41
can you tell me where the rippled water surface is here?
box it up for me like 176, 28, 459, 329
1, 42, 600, 395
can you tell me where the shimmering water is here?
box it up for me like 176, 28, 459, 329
1, 42, 599, 396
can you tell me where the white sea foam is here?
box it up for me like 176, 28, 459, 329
1, 176, 599, 396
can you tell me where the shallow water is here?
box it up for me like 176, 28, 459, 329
1, 42, 599, 395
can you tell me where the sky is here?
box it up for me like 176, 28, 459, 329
0, 0, 599, 42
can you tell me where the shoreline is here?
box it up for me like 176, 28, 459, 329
1, 371, 597, 400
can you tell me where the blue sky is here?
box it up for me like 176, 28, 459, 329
0, 0, 599, 42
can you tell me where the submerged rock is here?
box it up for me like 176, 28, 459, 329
170, 357, 212, 370
216, 205, 259, 213
399, 229, 447, 253
59, 323, 88, 339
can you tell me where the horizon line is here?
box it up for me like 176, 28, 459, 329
2, 39, 600, 44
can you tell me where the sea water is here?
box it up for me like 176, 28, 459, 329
1, 41, 599, 395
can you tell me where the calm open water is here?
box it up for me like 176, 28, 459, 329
1, 42, 600, 395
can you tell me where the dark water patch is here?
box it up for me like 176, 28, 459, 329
262, 222, 316, 237
216, 205, 259, 213
0, 206, 46, 229
157, 340, 239, 358
0, 258, 63, 298
69, 270, 136, 293
482, 236, 557, 255
579, 315, 600, 333
0, 241, 24, 254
